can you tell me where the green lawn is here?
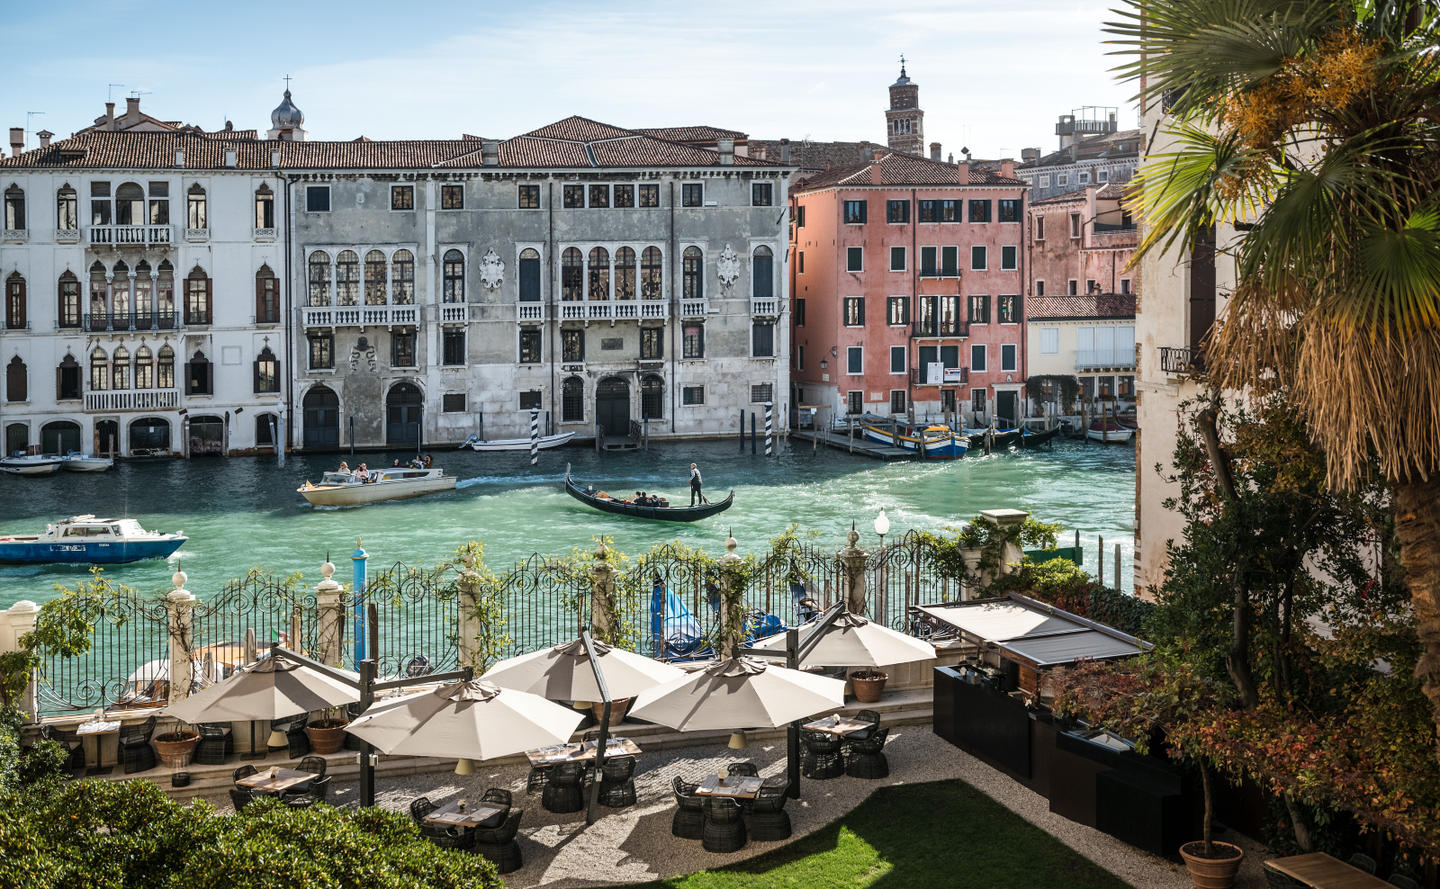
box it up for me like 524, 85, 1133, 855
627, 780, 1135, 889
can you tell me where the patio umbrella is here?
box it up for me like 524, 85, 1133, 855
161, 652, 360, 725
482, 638, 685, 701
628, 656, 844, 732
346, 678, 584, 761
749, 611, 937, 668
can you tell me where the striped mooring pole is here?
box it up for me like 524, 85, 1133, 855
764, 402, 774, 456
529, 409, 540, 466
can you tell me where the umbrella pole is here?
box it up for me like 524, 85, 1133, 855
359, 659, 376, 807
786, 627, 801, 799
580, 629, 612, 826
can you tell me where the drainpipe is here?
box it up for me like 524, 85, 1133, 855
910, 187, 918, 402
281, 171, 293, 451
668, 178, 677, 434
547, 179, 556, 430
1018, 187, 1027, 421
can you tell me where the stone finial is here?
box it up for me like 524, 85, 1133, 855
724, 534, 738, 558
172, 567, 188, 590
321, 560, 336, 580
594, 540, 608, 560
847, 526, 860, 547
462, 550, 477, 571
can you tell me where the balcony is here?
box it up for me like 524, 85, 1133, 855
516, 302, 547, 322
184, 227, 209, 242
83, 311, 181, 333
84, 389, 179, 412
437, 304, 468, 323
751, 298, 780, 318
910, 367, 967, 386
1076, 349, 1136, 370
912, 320, 968, 338
3, 228, 27, 243
680, 299, 708, 319
557, 300, 667, 322
56, 229, 80, 244
253, 227, 276, 241
302, 304, 422, 328
88, 225, 172, 247
1159, 346, 1200, 376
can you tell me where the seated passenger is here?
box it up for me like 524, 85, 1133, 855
337, 461, 350, 475
422, 455, 433, 469
353, 464, 370, 483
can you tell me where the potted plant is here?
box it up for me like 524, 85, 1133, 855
850, 669, 888, 703
1178, 764, 1244, 889
306, 707, 349, 754
153, 725, 200, 769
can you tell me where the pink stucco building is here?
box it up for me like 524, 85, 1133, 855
789, 152, 1029, 426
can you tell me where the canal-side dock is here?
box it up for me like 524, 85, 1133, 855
791, 428, 911, 460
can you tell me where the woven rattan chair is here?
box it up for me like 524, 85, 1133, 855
473, 808, 524, 874
745, 780, 792, 841
844, 727, 890, 779
233, 764, 258, 785
1387, 874, 1421, 889
526, 764, 553, 795
849, 709, 881, 740
801, 729, 844, 779
598, 755, 637, 808
194, 722, 233, 765
229, 787, 259, 812
40, 724, 87, 773
1348, 854, 1377, 875
270, 715, 310, 757
481, 787, 513, 810
409, 796, 437, 823
282, 775, 330, 808
298, 755, 327, 777
702, 797, 747, 853
118, 716, 157, 773
725, 761, 759, 778
541, 761, 586, 814
671, 776, 705, 839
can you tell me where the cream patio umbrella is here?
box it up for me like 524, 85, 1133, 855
481, 638, 685, 701
162, 652, 360, 724
748, 611, 937, 667
628, 656, 845, 733
346, 678, 585, 761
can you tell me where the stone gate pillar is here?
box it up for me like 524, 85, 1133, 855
718, 533, 742, 656
590, 541, 616, 645
839, 526, 867, 615
0, 600, 39, 719
457, 551, 481, 670
166, 570, 197, 702
314, 559, 344, 667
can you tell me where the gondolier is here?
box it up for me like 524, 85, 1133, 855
689, 463, 708, 506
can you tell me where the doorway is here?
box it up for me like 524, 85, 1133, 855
996, 391, 1019, 427
303, 385, 340, 450
129, 417, 171, 453
188, 415, 225, 456
386, 382, 422, 446
95, 419, 119, 456
595, 377, 630, 437
41, 421, 81, 455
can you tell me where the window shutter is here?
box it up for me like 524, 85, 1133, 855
255, 276, 265, 321
205, 277, 213, 321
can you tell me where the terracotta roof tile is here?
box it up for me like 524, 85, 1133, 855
636, 126, 748, 143
1017, 129, 1142, 171
520, 116, 635, 141
1027, 293, 1136, 320
795, 151, 1025, 192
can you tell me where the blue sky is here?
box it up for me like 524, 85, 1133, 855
1, 0, 1133, 158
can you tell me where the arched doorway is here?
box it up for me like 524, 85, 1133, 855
386, 382, 422, 446
129, 417, 170, 455
255, 413, 276, 451
595, 377, 629, 437
187, 415, 225, 456
95, 419, 119, 456
4, 423, 27, 456
303, 385, 340, 450
41, 421, 81, 455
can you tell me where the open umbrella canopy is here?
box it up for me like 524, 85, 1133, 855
749, 611, 937, 668
162, 652, 359, 725
347, 678, 585, 761
482, 638, 685, 701
628, 657, 844, 732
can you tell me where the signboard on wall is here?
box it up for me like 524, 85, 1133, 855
943, 367, 964, 383
926, 362, 944, 384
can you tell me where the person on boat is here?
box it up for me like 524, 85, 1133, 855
423, 454, 433, 469
337, 461, 350, 475
392, 459, 402, 468
354, 464, 370, 483
409, 456, 424, 469
689, 463, 708, 506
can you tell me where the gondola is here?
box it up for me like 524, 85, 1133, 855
1019, 427, 1061, 448
564, 465, 733, 522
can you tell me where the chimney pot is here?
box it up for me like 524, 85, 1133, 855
105, 102, 116, 127
481, 139, 499, 166
125, 96, 140, 117
716, 138, 734, 165
9, 127, 24, 157
929, 142, 941, 161
38, 130, 53, 149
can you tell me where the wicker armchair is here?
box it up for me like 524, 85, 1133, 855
541, 761, 586, 814
1348, 854, 1377, 875
745, 780, 792, 841
801, 729, 844, 779
229, 787, 259, 812
844, 727, 890, 779
118, 716, 157, 773
409, 796, 437, 823
411, 795, 472, 848
298, 755, 327, 777
598, 755, 638, 808
726, 761, 759, 778
1387, 874, 1421, 889
194, 722, 234, 765
701, 797, 747, 853
481, 787, 513, 810
849, 709, 881, 740
671, 776, 705, 839
40, 724, 87, 773
233, 764, 258, 785
473, 808, 524, 874
282, 776, 330, 808
270, 715, 310, 757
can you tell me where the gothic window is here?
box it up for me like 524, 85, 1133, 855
392, 249, 415, 304
443, 249, 465, 303
58, 271, 80, 328
562, 328, 584, 362
186, 183, 207, 229
111, 345, 130, 390
562, 376, 584, 422
587, 247, 610, 300
518, 248, 541, 301
56, 185, 77, 230
4, 185, 25, 230
250, 346, 279, 394
364, 249, 388, 305
5, 356, 25, 403
640, 374, 664, 420
133, 261, 153, 327
309, 333, 334, 370
157, 260, 175, 325
614, 247, 636, 300
115, 182, 144, 226
255, 265, 280, 323
157, 346, 174, 389
335, 250, 359, 306
641, 247, 662, 299
88, 261, 108, 328
111, 260, 131, 320
751, 246, 773, 300
682, 247, 702, 301
184, 265, 212, 324
4, 273, 24, 330
134, 345, 153, 389
307, 251, 331, 306
56, 354, 81, 400
186, 350, 212, 395
254, 184, 275, 228
90, 347, 109, 391
561, 248, 583, 301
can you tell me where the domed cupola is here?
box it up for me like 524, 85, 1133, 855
267, 87, 307, 141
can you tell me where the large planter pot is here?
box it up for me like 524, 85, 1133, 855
153, 731, 199, 769
850, 670, 888, 704
305, 720, 349, 755
1179, 841, 1244, 889
591, 697, 633, 725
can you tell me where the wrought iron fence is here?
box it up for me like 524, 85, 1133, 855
188, 571, 320, 685
364, 560, 460, 678
35, 586, 171, 715
865, 530, 957, 631
495, 553, 589, 660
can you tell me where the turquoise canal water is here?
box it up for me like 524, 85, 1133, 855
0, 437, 1135, 607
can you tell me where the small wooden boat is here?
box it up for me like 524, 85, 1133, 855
860, 417, 969, 458
298, 466, 456, 507
0, 515, 186, 564
0, 454, 63, 475
963, 426, 1024, 449
460, 432, 574, 452
1086, 419, 1135, 443
1019, 427, 1061, 448
564, 465, 732, 522
60, 451, 115, 472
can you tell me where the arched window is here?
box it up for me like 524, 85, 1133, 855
157, 346, 174, 389
184, 265, 211, 324
88, 261, 108, 330
186, 350, 212, 395
156, 260, 175, 328
335, 250, 359, 306
134, 345, 153, 389
4, 185, 25, 231
254, 184, 275, 229
587, 247, 610, 300
56, 184, 77, 231
135, 260, 154, 329
186, 183, 207, 229
5, 356, 26, 403
640, 374, 664, 420
57, 271, 80, 329
442, 249, 465, 304
392, 249, 415, 304
752, 245, 774, 300
116, 182, 144, 226
562, 376, 584, 423
5, 272, 25, 330
518, 248, 541, 302
56, 353, 81, 400
253, 347, 280, 393
111, 260, 131, 322
641, 246, 663, 299
682, 246, 703, 301
111, 345, 130, 390
90, 347, 109, 391
255, 264, 279, 323
364, 249, 388, 305
307, 251, 331, 306
561, 248, 583, 301
614, 247, 636, 300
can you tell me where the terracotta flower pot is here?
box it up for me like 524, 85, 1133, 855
850, 670, 888, 703
591, 697, 632, 725
1179, 840, 1244, 889
153, 731, 199, 769
305, 719, 349, 755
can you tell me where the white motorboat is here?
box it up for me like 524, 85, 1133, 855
460, 432, 574, 452
59, 452, 115, 472
298, 466, 456, 507
0, 454, 63, 476
0, 515, 186, 564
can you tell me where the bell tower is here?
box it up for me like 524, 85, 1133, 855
886, 56, 924, 155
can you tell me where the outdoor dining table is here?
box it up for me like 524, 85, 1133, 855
75, 718, 121, 775
695, 774, 764, 800
1264, 852, 1393, 889
236, 767, 318, 795
802, 714, 874, 737
525, 736, 642, 765
423, 799, 506, 829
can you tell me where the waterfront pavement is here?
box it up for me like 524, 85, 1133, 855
200, 726, 1268, 889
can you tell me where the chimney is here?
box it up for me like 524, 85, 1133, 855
1021, 147, 1040, 164
37, 130, 53, 149
9, 127, 24, 157
869, 156, 883, 185
481, 139, 499, 166
956, 161, 970, 185
1000, 159, 1014, 179
105, 102, 115, 129
125, 96, 141, 120
716, 138, 735, 165
929, 142, 941, 161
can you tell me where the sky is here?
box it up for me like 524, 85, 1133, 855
0, 0, 1136, 160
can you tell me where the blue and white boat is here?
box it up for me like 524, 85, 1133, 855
859, 417, 970, 458
0, 515, 186, 564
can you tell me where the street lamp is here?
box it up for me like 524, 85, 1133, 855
874, 507, 890, 549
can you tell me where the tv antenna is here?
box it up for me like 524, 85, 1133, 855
107, 83, 126, 103
26, 111, 45, 143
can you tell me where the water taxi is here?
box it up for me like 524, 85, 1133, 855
0, 515, 186, 564
298, 466, 456, 507
460, 432, 574, 452
0, 454, 64, 476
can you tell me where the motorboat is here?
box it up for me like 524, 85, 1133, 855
1087, 419, 1135, 443
0, 454, 63, 476
564, 465, 733, 522
59, 452, 114, 472
0, 515, 186, 564
459, 432, 574, 452
859, 417, 969, 458
298, 465, 456, 507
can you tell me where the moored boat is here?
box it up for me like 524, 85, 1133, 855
962, 426, 1024, 449
0, 515, 186, 564
1086, 419, 1135, 443
298, 465, 456, 507
564, 465, 733, 522
59, 451, 115, 472
459, 431, 574, 452
859, 417, 969, 458
1019, 427, 1061, 447
0, 454, 63, 476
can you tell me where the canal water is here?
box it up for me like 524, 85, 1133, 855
0, 437, 1135, 608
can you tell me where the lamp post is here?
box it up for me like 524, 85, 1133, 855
874, 507, 890, 550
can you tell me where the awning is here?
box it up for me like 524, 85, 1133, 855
916, 593, 1149, 668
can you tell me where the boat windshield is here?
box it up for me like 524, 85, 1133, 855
319, 472, 355, 485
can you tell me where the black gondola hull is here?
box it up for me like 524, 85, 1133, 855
564, 471, 733, 522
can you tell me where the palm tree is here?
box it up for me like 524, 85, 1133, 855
1109, 0, 1440, 762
